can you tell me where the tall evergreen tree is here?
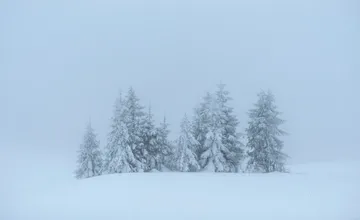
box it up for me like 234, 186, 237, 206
124, 87, 147, 172
103, 92, 140, 173
193, 85, 243, 172
215, 83, 244, 172
246, 90, 288, 173
199, 95, 233, 172
75, 121, 103, 179
175, 115, 200, 172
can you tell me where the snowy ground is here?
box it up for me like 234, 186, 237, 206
1, 156, 359, 220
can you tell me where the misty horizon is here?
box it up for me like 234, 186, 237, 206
1, 0, 359, 167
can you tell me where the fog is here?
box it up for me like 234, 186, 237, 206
1, 0, 359, 168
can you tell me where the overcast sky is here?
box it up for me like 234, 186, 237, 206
1, 0, 359, 167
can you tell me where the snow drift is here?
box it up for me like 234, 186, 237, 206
1, 158, 359, 220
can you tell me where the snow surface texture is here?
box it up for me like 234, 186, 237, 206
1, 159, 359, 220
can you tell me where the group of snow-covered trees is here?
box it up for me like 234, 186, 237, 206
75, 84, 288, 179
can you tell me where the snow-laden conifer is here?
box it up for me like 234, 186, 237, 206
175, 115, 200, 172
123, 87, 147, 172
156, 117, 173, 171
139, 107, 160, 172
195, 85, 244, 172
103, 92, 140, 173
215, 83, 244, 172
192, 92, 213, 160
75, 122, 102, 179
246, 90, 288, 173
199, 96, 233, 172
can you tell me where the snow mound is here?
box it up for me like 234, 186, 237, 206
1, 160, 359, 220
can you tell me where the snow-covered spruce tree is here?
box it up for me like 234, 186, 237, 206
246, 90, 288, 173
75, 122, 103, 179
174, 115, 200, 172
192, 92, 213, 160
193, 86, 243, 172
199, 96, 233, 172
156, 117, 173, 171
139, 107, 161, 172
103, 92, 140, 173
215, 83, 244, 172
123, 87, 147, 172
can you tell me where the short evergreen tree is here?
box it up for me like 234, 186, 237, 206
175, 115, 200, 172
192, 92, 213, 160
246, 90, 288, 173
75, 121, 103, 179
139, 107, 160, 172
156, 117, 173, 171
163, 140, 178, 171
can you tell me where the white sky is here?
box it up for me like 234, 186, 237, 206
1, 0, 359, 165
